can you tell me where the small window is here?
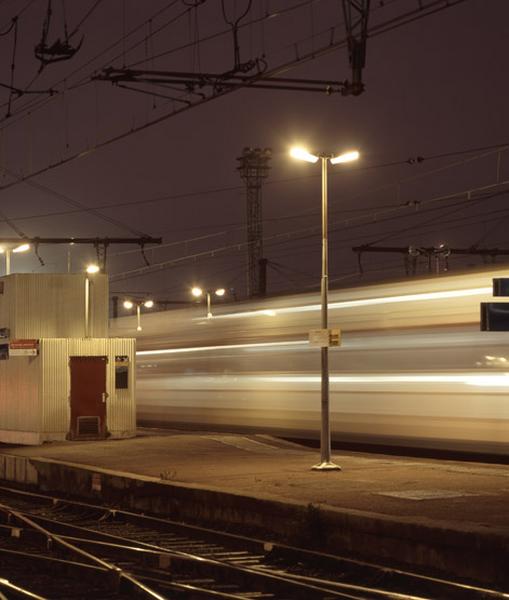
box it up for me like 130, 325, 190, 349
115, 355, 129, 389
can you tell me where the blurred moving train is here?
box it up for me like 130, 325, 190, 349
109, 268, 509, 456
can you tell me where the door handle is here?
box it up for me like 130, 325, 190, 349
101, 392, 108, 403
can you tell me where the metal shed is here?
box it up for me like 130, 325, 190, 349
0, 338, 135, 445
0, 273, 136, 445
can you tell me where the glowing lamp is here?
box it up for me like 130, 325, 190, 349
330, 150, 360, 164
86, 264, 100, 274
290, 147, 319, 163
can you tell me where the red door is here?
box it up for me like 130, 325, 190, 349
69, 356, 107, 439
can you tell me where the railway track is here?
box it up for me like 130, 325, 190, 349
0, 485, 505, 599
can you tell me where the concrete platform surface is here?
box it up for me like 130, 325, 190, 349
1, 430, 508, 586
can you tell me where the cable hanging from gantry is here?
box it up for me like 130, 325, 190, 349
140, 244, 150, 267
94, 240, 109, 271
93, 1, 366, 97
34, 242, 45, 267
6, 16, 18, 117
34, 0, 84, 70
0, 11, 56, 116
220, 0, 262, 76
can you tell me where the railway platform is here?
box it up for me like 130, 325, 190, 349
0, 430, 508, 587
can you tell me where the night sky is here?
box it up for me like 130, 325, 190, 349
0, 0, 507, 305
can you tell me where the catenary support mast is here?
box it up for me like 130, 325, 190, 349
237, 147, 271, 297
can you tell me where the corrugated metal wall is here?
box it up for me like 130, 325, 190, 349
0, 356, 40, 438
41, 338, 136, 438
40, 340, 69, 434
0, 273, 108, 338
105, 338, 136, 436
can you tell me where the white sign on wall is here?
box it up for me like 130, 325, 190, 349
9, 339, 39, 356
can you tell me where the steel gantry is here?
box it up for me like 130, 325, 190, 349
93, 1, 372, 99
237, 148, 271, 298
341, 0, 370, 96
0, 236, 161, 272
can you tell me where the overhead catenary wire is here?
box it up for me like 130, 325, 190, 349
0, 0, 38, 30
0, 137, 505, 228
0, 0, 492, 282
2, 0, 101, 99
108, 182, 509, 283
0, 0, 452, 129
6, 16, 18, 118
0, 0, 464, 262
0, 142, 506, 263
0, 164, 150, 237
0, 0, 184, 123
265, 187, 509, 256
68, 0, 104, 39
0, 0, 464, 186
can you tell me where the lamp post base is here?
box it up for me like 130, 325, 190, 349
311, 461, 341, 471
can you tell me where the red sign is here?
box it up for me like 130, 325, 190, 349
9, 339, 39, 356
10, 339, 39, 350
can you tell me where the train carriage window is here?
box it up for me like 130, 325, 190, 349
115, 356, 129, 389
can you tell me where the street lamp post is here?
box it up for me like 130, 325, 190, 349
290, 146, 359, 471
0, 243, 31, 275
123, 299, 154, 331
191, 286, 226, 318
85, 263, 100, 337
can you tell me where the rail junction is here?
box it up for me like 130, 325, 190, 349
0, 485, 504, 600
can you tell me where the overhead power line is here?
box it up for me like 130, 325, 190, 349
0, 0, 467, 194
109, 181, 509, 283
352, 244, 509, 276
0, 235, 161, 271
0, 164, 150, 236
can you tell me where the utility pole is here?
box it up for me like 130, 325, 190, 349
237, 147, 271, 297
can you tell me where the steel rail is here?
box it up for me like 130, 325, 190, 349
58, 535, 432, 600
21, 525, 376, 600
0, 502, 167, 600
0, 502, 366, 599
0, 486, 506, 599
0, 547, 116, 597
0, 576, 47, 599
0, 509, 474, 600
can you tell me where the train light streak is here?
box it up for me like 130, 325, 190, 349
137, 340, 309, 356
257, 373, 509, 387
208, 286, 493, 320
131, 269, 509, 453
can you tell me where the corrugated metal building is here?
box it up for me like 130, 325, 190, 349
0, 273, 108, 338
0, 274, 136, 445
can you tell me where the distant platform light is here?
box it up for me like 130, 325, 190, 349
86, 264, 100, 274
